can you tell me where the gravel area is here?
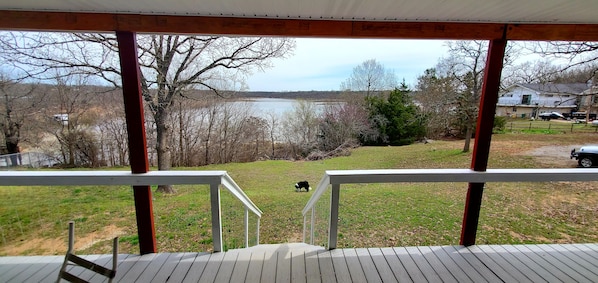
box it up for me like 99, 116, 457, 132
525, 144, 586, 167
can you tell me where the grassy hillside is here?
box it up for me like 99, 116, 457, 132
1, 133, 597, 255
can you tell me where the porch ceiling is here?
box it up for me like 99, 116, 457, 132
1, 0, 597, 24
0, 0, 598, 40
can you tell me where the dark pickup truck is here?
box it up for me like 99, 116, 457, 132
571, 146, 598, 167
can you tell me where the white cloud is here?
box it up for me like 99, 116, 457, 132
246, 38, 448, 91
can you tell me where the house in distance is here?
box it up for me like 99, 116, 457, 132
496, 83, 591, 119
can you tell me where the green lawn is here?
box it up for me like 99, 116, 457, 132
1, 133, 598, 255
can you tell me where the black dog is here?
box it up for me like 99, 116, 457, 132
295, 181, 310, 192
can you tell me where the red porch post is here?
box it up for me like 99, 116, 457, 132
460, 33, 507, 246
116, 31, 157, 254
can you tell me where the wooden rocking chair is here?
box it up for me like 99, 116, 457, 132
57, 221, 118, 283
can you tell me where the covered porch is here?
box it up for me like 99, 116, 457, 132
0, 4, 598, 283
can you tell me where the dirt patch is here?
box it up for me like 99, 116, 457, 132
1, 224, 124, 255
523, 145, 584, 167
286, 232, 303, 243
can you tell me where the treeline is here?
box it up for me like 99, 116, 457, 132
235, 90, 379, 100
0, 81, 426, 168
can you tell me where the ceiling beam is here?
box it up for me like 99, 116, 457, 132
0, 10, 598, 41
507, 24, 598, 41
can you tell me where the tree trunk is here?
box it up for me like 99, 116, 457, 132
155, 111, 176, 194
6, 141, 19, 166
462, 123, 472, 153
4, 123, 20, 166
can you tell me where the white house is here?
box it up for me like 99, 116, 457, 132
496, 83, 588, 118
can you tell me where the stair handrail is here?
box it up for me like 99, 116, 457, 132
302, 168, 598, 249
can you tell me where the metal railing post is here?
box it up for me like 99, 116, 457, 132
256, 217, 260, 245
244, 208, 249, 247
302, 215, 307, 243
310, 207, 315, 245
328, 183, 340, 250
210, 182, 223, 252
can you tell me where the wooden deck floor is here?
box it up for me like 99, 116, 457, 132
1, 243, 597, 282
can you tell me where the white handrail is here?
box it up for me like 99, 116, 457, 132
221, 173, 262, 217
302, 168, 598, 249
0, 170, 261, 252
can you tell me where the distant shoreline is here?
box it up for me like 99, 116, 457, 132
234, 90, 347, 100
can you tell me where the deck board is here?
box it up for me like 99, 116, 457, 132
452, 245, 503, 282
134, 252, 172, 282
442, 245, 487, 282
244, 250, 265, 282
342, 248, 367, 283
328, 249, 351, 283
380, 247, 411, 282
477, 245, 538, 283
368, 248, 397, 283
499, 244, 562, 282
304, 250, 321, 283
4, 243, 597, 282
392, 247, 427, 282
558, 244, 598, 275
290, 250, 306, 283
168, 252, 202, 282
279, 249, 294, 283
20, 255, 62, 283
150, 252, 189, 282
214, 249, 240, 283
261, 250, 278, 283
317, 250, 336, 283
1, 255, 47, 282
405, 246, 442, 283
118, 253, 157, 282
229, 248, 251, 282
524, 244, 592, 282
198, 251, 226, 283
417, 246, 457, 283
427, 246, 473, 283
464, 245, 519, 282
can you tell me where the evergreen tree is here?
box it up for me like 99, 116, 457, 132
364, 83, 426, 146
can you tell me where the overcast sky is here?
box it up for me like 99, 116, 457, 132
245, 38, 449, 92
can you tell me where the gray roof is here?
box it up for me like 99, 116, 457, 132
517, 83, 589, 94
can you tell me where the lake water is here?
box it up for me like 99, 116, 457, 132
232, 98, 340, 117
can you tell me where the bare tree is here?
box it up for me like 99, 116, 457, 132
282, 100, 320, 158
265, 112, 280, 158
503, 60, 561, 85
442, 40, 517, 152
530, 42, 598, 71
167, 96, 212, 167
415, 68, 460, 138
340, 59, 398, 97
240, 116, 268, 161
318, 100, 373, 151
43, 75, 102, 167
96, 92, 128, 167
0, 76, 42, 165
0, 32, 295, 193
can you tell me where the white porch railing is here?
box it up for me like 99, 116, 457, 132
0, 170, 262, 252
302, 168, 598, 250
